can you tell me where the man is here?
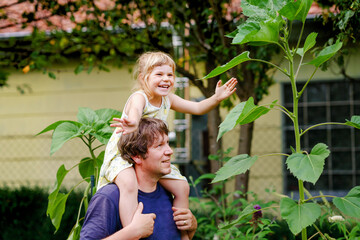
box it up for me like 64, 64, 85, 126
80, 118, 197, 239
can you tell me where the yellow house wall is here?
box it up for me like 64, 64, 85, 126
0, 64, 136, 189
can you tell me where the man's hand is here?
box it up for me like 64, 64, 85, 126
172, 207, 197, 239
129, 202, 156, 239
110, 118, 138, 135
214, 77, 237, 102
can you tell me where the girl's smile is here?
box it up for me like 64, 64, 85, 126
147, 64, 175, 106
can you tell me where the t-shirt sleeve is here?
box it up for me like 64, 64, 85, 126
80, 193, 120, 240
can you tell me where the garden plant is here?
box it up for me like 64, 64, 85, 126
203, 0, 360, 239
189, 148, 278, 240
37, 107, 121, 239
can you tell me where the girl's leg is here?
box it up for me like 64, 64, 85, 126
114, 167, 138, 227
159, 178, 190, 240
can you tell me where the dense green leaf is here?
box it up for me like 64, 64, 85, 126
333, 186, 360, 218
194, 173, 216, 185
78, 157, 95, 182
286, 143, 330, 184
217, 98, 274, 140
296, 0, 314, 22
77, 107, 99, 126
36, 120, 80, 136
67, 221, 81, 240
296, 32, 317, 57
203, 52, 251, 79
47, 165, 70, 232
96, 151, 105, 169
74, 64, 84, 74
345, 115, 360, 129
307, 40, 343, 67
236, 97, 274, 125
50, 122, 82, 155
232, 21, 260, 44
280, 197, 321, 235
279, 0, 313, 22
95, 108, 122, 123
212, 154, 258, 183
217, 101, 246, 141
241, 0, 276, 20
234, 17, 282, 46
219, 204, 254, 229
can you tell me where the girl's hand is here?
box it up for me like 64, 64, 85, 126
110, 118, 138, 135
214, 77, 237, 102
172, 207, 197, 232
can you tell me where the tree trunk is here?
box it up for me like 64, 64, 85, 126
235, 122, 254, 198
207, 106, 222, 173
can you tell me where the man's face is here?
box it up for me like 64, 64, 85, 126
142, 132, 173, 177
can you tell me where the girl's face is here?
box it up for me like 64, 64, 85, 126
147, 64, 175, 98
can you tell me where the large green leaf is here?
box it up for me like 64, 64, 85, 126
280, 197, 321, 235
95, 108, 122, 123
345, 115, 360, 129
217, 101, 246, 141
203, 52, 251, 79
96, 151, 105, 169
92, 119, 113, 144
77, 107, 99, 126
295, 0, 314, 22
333, 186, 360, 218
67, 221, 81, 240
232, 21, 260, 44
220, 204, 254, 229
234, 17, 282, 46
79, 157, 95, 182
50, 122, 82, 155
296, 32, 317, 57
307, 40, 343, 67
212, 154, 258, 183
47, 165, 70, 232
286, 143, 329, 184
241, 0, 287, 19
279, 0, 313, 22
236, 97, 274, 125
36, 120, 81, 136
217, 98, 274, 140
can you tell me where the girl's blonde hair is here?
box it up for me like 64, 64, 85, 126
133, 51, 176, 99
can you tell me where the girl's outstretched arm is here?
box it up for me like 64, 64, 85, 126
169, 77, 237, 115
110, 93, 146, 134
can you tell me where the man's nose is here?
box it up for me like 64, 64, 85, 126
165, 144, 173, 155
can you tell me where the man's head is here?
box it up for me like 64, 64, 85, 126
118, 117, 170, 164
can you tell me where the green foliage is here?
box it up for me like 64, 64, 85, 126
333, 186, 360, 218
286, 143, 330, 184
190, 149, 277, 240
36, 107, 120, 238
280, 198, 321, 235
0, 186, 83, 240
204, 0, 360, 239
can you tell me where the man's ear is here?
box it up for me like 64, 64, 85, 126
132, 155, 142, 164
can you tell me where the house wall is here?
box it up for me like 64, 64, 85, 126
0, 63, 136, 189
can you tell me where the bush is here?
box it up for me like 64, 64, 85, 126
0, 186, 84, 240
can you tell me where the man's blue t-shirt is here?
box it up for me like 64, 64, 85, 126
80, 183, 181, 240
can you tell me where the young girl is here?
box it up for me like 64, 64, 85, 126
98, 51, 237, 239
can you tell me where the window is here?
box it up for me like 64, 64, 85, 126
282, 80, 360, 195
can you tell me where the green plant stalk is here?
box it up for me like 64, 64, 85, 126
86, 135, 99, 186
286, 38, 307, 240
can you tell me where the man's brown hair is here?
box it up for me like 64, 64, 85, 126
118, 117, 169, 164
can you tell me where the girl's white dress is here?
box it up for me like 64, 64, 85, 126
97, 90, 186, 189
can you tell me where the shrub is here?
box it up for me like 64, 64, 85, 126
0, 186, 83, 240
